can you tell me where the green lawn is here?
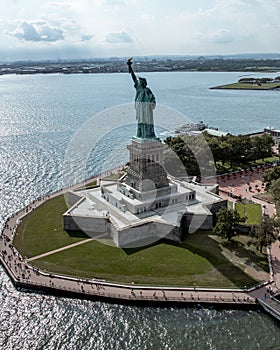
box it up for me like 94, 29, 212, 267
255, 156, 279, 164
85, 180, 97, 189
14, 194, 268, 288
13, 195, 87, 258
235, 203, 262, 225
31, 231, 267, 288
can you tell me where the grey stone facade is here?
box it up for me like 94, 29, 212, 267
126, 139, 169, 192
63, 137, 227, 247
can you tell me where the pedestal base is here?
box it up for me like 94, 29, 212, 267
126, 138, 169, 192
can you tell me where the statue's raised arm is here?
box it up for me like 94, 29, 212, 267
127, 57, 137, 83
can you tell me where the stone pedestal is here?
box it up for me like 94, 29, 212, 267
125, 138, 169, 193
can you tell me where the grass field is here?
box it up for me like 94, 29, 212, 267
31, 232, 268, 288
13, 195, 88, 258
235, 203, 262, 225
13, 194, 269, 288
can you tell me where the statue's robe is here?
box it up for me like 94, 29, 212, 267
134, 80, 156, 138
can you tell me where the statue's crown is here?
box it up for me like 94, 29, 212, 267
139, 77, 147, 84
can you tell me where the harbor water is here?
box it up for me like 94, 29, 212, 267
0, 71, 280, 349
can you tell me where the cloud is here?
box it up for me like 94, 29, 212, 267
105, 31, 133, 43
208, 29, 234, 44
102, 0, 126, 4
6, 20, 64, 42
80, 34, 94, 41
5, 18, 95, 45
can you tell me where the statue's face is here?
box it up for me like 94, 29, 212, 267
139, 79, 147, 88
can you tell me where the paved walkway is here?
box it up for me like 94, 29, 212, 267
269, 241, 280, 290
216, 166, 276, 217
28, 238, 94, 262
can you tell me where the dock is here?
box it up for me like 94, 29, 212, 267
258, 296, 280, 321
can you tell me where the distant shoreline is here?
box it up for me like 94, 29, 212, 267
1, 58, 280, 76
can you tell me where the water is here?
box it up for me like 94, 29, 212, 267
0, 72, 280, 349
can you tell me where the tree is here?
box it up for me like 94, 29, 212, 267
263, 166, 280, 190
251, 134, 274, 161
250, 217, 279, 253
164, 135, 201, 176
203, 133, 231, 167
227, 134, 252, 166
165, 131, 275, 177
270, 178, 280, 215
204, 135, 220, 167
219, 140, 231, 166
165, 136, 185, 158
213, 207, 245, 241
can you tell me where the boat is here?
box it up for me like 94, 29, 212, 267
174, 121, 208, 134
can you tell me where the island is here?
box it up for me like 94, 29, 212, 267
211, 76, 280, 90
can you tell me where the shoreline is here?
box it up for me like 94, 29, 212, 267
1, 59, 280, 77
1, 168, 280, 322
210, 86, 280, 91
210, 82, 280, 91
0, 228, 265, 308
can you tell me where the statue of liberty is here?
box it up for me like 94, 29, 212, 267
127, 58, 156, 139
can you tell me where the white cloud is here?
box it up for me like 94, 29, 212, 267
105, 31, 133, 43
4, 17, 95, 45
204, 29, 235, 45
102, 0, 126, 5
80, 34, 94, 41
6, 20, 64, 42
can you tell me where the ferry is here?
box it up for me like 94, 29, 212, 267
174, 121, 209, 134
173, 121, 228, 137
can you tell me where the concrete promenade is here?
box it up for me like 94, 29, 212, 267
0, 167, 278, 314
216, 165, 275, 217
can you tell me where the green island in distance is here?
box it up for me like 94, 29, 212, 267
211, 76, 280, 90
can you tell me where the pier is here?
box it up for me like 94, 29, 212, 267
258, 297, 280, 321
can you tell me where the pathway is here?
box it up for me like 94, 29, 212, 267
27, 238, 94, 262
217, 166, 275, 217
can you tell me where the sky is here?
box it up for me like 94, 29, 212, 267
0, 0, 280, 61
